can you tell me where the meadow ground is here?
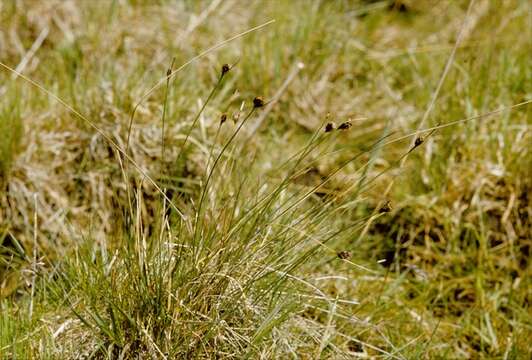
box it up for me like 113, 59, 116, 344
0, 0, 531, 358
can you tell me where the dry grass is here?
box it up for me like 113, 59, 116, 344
1, 0, 531, 358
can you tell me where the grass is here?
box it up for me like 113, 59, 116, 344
1, 0, 531, 358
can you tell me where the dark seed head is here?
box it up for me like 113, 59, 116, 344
220, 113, 227, 124
388, 1, 408, 13
221, 63, 230, 76
253, 96, 265, 108
414, 137, 424, 147
167, 57, 176, 78
325, 122, 334, 132
337, 121, 352, 130
379, 200, 392, 213
337, 251, 351, 260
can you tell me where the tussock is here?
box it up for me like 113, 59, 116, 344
1, 0, 531, 358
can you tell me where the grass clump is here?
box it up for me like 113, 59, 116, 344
1, 0, 531, 358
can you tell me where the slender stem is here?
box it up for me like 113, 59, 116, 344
175, 74, 226, 165
124, 20, 275, 156
193, 107, 256, 255
161, 58, 175, 164
204, 122, 222, 177
161, 77, 170, 164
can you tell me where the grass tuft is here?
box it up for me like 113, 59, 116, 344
0, 0, 530, 358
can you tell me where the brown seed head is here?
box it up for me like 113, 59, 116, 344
414, 137, 424, 147
166, 68, 172, 77
337, 251, 351, 260
221, 63, 230, 76
220, 113, 227, 124
325, 122, 334, 133
388, 1, 408, 12
379, 200, 392, 213
253, 96, 265, 108
337, 121, 352, 130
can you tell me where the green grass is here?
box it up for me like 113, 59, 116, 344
1, 0, 531, 358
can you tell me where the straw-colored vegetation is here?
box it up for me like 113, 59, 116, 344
1, 0, 530, 358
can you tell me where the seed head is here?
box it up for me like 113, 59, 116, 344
253, 96, 265, 108
337, 251, 351, 260
337, 121, 352, 130
388, 1, 408, 12
166, 57, 176, 79
414, 137, 424, 147
379, 200, 392, 213
220, 113, 227, 124
221, 63, 230, 76
325, 122, 334, 133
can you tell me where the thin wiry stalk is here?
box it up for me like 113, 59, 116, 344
174, 72, 228, 167
193, 107, 257, 256
213, 121, 330, 249
124, 20, 275, 154
161, 58, 175, 163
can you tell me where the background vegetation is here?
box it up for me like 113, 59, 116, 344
0, 0, 530, 358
